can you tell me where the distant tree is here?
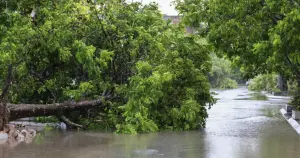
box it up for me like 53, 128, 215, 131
176, 0, 299, 88
209, 54, 238, 89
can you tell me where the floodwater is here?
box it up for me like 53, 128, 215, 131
1, 87, 300, 158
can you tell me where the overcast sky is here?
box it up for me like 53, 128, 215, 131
129, 0, 178, 15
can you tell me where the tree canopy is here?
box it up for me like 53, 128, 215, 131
0, 0, 214, 133
176, 0, 300, 81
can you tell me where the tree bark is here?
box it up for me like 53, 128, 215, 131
0, 101, 9, 131
277, 74, 288, 91
60, 115, 86, 129
0, 65, 13, 131
6, 99, 105, 122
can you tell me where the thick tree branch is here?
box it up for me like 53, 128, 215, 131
60, 115, 86, 129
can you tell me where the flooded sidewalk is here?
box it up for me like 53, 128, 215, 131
1, 87, 299, 158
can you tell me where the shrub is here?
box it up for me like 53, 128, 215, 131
208, 54, 239, 89
219, 78, 238, 89
248, 74, 277, 91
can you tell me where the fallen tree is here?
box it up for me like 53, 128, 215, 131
0, 65, 108, 130
7, 99, 105, 121
0, 0, 215, 134
0, 97, 109, 130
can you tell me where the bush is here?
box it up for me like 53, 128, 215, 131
208, 54, 239, 89
288, 80, 298, 93
288, 91, 300, 110
219, 78, 238, 89
248, 74, 277, 91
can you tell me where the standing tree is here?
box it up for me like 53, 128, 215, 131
176, 0, 299, 90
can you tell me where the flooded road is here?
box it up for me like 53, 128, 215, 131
1, 87, 300, 158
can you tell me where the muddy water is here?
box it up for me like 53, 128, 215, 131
1, 87, 300, 158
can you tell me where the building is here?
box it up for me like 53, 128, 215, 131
163, 14, 196, 34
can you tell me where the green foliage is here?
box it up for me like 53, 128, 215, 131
209, 54, 238, 89
176, 0, 300, 106
34, 116, 59, 123
115, 29, 214, 133
248, 74, 277, 92
289, 90, 300, 109
288, 80, 298, 93
219, 78, 238, 89
175, 0, 299, 80
0, 0, 214, 133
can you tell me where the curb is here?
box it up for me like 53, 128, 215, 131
280, 108, 300, 135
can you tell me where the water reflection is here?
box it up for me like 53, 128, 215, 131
234, 93, 268, 101
0, 130, 209, 158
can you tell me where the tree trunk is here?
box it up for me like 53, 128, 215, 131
0, 98, 106, 130
0, 65, 12, 131
277, 74, 288, 91
0, 100, 9, 131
